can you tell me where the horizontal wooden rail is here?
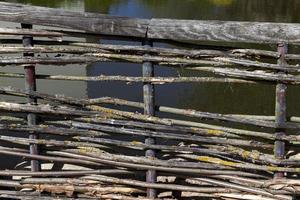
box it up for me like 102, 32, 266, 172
0, 2, 299, 44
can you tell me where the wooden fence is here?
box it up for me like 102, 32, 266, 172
0, 2, 299, 200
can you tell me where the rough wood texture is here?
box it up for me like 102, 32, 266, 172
0, 2, 148, 38
148, 19, 300, 44
0, 2, 299, 44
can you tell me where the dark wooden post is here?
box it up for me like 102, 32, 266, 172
21, 23, 40, 172
274, 42, 287, 178
143, 39, 157, 198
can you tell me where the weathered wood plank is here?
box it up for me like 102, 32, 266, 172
0, 2, 148, 38
0, 2, 299, 44
148, 19, 300, 43
148, 19, 300, 44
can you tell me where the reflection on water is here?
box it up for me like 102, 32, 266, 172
1, 0, 300, 116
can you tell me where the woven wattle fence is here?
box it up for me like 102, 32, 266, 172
0, 2, 299, 200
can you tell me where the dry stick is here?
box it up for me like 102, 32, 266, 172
77, 136, 283, 166
86, 105, 172, 125
0, 73, 256, 84
176, 154, 300, 173
0, 189, 154, 200
0, 43, 254, 59
0, 101, 172, 125
59, 147, 231, 170
72, 42, 230, 57
81, 175, 289, 200
1, 87, 280, 131
0, 169, 133, 177
23, 182, 236, 197
87, 52, 300, 72
1, 42, 297, 61
190, 67, 300, 84
74, 117, 241, 139
0, 195, 100, 200
0, 135, 231, 170
4, 87, 300, 132
0, 148, 105, 167
71, 97, 300, 140
231, 49, 280, 58
70, 121, 273, 149
0, 45, 109, 54
86, 53, 300, 72
72, 42, 279, 60
232, 49, 300, 60
74, 111, 300, 144
0, 60, 298, 85
46, 151, 265, 178
212, 175, 300, 194
186, 177, 291, 199
25, 184, 143, 195
0, 124, 107, 137
0, 55, 103, 65
210, 57, 300, 72
0, 135, 108, 149
20, 178, 100, 185
76, 136, 232, 158
0, 54, 222, 66
206, 146, 299, 166
81, 175, 239, 194
214, 193, 289, 200
0, 115, 25, 123
0, 52, 295, 74
154, 106, 277, 128
0, 179, 22, 188
9, 131, 278, 168
221, 114, 300, 124
166, 118, 300, 144
86, 194, 158, 200
0, 28, 64, 37
65, 148, 300, 173
76, 136, 300, 167
224, 49, 300, 60
0, 190, 39, 197
0, 101, 98, 116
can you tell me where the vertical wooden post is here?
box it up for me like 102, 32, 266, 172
143, 39, 157, 198
274, 42, 287, 179
21, 23, 40, 172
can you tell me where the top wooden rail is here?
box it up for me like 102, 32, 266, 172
0, 2, 299, 44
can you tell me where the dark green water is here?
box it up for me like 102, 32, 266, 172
2, 0, 300, 118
